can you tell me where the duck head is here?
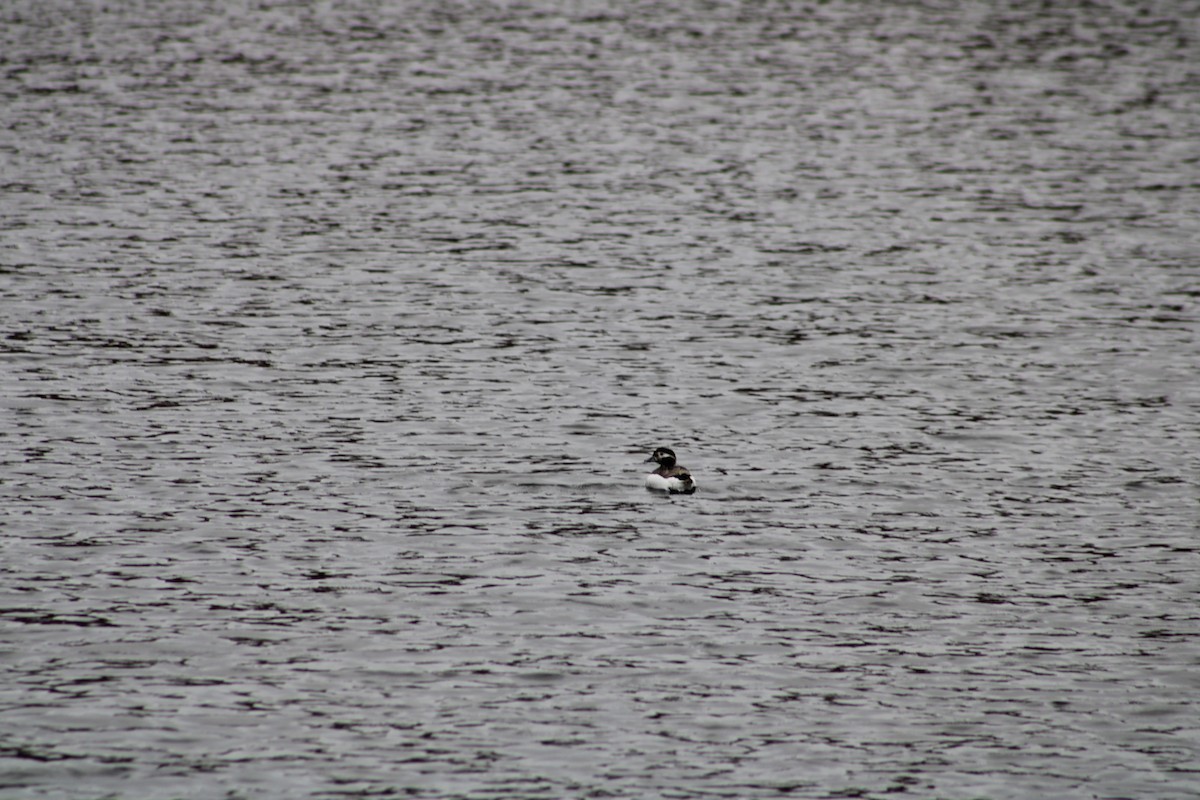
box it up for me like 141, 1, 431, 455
645, 447, 677, 467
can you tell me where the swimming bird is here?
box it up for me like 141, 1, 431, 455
644, 447, 697, 494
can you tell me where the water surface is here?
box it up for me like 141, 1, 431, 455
2, 2, 1198, 798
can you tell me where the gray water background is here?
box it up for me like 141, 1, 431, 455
2, 1, 1198, 798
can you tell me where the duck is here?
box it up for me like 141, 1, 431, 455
644, 447, 697, 494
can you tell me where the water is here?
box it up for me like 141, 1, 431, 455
2, 1, 1198, 798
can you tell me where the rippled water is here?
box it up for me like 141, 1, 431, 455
2, 2, 1199, 798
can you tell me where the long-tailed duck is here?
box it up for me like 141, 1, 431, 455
644, 447, 697, 495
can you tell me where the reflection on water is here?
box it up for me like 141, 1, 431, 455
2, 1, 1198, 798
